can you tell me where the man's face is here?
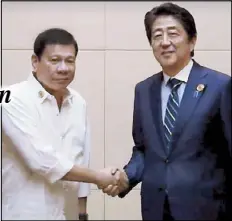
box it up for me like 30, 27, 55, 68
32, 44, 76, 93
151, 15, 196, 70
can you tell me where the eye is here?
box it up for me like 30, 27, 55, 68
153, 34, 162, 40
50, 58, 59, 63
67, 60, 75, 64
169, 32, 178, 36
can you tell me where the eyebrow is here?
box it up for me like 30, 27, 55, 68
49, 55, 75, 59
152, 26, 178, 34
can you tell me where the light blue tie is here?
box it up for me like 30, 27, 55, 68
164, 78, 182, 150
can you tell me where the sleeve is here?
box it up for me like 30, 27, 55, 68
119, 84, 145, 198
77, 110, 91, 197
2, 96, 74, 184
220, 77, 231, 156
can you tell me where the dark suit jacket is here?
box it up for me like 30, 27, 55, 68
119, 61, 231, 220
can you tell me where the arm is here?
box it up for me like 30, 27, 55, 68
220, 77, 232, 219
2, 97, 116, 188
220, 77, 231, 156
118, 84, 145, 198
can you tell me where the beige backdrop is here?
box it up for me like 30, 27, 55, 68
1, 1, 231, 220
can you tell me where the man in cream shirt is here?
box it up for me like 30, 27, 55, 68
2, 28, 118, 220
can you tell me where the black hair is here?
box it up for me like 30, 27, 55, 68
144, 2, 197, 56
33, 28, 78, 59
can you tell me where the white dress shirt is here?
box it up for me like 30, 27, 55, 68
2, 74, 91, 220
161, 59, 193, 122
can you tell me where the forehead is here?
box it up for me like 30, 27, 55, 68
42, 44, 76, 57
152, 15, 184, 32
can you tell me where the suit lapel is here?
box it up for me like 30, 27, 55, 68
149, 72, 168, 155
170, 61, 208, 153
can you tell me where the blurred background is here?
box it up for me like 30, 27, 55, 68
1, 1, 231, 220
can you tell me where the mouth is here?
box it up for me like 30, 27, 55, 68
55, 78, 69, 81
54, 78, 69, 83
162, 51, 174, 55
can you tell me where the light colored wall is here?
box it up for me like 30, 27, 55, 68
2, 1, 231, 220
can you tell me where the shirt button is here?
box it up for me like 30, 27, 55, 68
164, 158, 169, 164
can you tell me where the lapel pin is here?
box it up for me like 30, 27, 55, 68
38, 91, 44, 98
194, 84, 205, 98
196, 84, 205, 92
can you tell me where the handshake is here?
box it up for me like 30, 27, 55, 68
95, 167, 129, 197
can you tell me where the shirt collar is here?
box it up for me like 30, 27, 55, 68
27, 73, 74, 105
163, 59, 193, 86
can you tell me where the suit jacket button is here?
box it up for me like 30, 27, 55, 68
164, 158, 169, 164
158, 187, 164, 192
158, 186, 166, 192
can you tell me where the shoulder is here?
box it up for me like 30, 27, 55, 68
2, 81, 28, 96
201, 65, 231, 84
135, 71, 162, 91
2, 81, 38, 128
200, 66, 231, 95
2, 81, 32, 109
1, 79, 46, 125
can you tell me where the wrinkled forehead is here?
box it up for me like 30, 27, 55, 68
42, 44, 76, 58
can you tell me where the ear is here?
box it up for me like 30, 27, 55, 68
31, 54, 39, 73
190, 35, 197, 54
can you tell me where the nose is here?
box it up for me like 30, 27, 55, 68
161, 34, 171, 47
57, 61, 69, 73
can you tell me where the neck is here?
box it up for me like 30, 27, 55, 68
53, 92, 64, 111
45, 87, 65, 101
45, 87, 66, 110
163, 58, 191, 77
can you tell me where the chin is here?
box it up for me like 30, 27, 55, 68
56, 82, 71, 89
160, 58, 177, 68
50, 85, 67, 93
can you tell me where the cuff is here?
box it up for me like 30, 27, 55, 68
118, 167, 135, 198
46, 156, 74, 183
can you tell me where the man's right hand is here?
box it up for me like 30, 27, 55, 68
102, 168, 129, 197
95, 168, 119, 190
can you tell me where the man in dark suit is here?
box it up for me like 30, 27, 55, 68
102, 2, 231, 221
